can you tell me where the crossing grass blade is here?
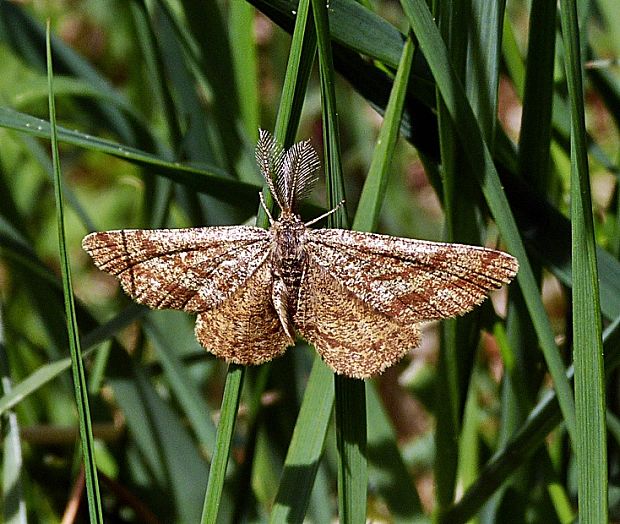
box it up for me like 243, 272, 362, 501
46, 21, 103, 523
312, 0, 368, 521
0, 107, 258, 204
559, 0, 607, 521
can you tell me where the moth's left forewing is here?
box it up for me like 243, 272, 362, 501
306, 229, 518, 324
82, 226, 271, 312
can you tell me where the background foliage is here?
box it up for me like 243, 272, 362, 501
0, 0, 619, 522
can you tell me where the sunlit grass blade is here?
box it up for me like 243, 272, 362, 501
559, 0, 607, 521
273, 0, 316, 148
353, 35, 415, 233
201, 364, 245, 523
270, 358, 334, 523
46, 21, 103, 523
400, 0, 577, 445
0, 302, 145, 416
230, 3, 259, 140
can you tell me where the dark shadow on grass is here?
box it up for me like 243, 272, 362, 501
273, 460, 323, 523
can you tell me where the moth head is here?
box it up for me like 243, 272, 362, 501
255, 129, 320, 215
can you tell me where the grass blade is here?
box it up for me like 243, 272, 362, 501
366, 384, 425, 520
0, 107, 257, 204
230, 2, 259, 139
353, 35, 415, 233
559, 0, 607, 520
1, 306, 27, 524
270, 358, 334, 523
144, 312, 218, 455
200, 364, 245, 523
109, 359, 211, 523
46, 21, 103, 523
439, 314, 620, 522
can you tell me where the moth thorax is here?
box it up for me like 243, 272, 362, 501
271, 214, 307, 289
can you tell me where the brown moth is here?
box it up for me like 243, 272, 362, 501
82, 130, 519, 379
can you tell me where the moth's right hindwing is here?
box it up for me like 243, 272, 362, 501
293, 259, 420, 379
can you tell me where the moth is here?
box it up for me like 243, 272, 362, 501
83, 130, 518, 379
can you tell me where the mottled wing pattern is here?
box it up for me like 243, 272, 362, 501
294, 260, 420, 378
196, 260, 291, 365
306, 229, 519, 324
82, 227, 270, 312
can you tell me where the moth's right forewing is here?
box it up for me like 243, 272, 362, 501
306, 229, 518, 324
82, 227, 271, 311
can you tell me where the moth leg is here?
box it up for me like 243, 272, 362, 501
271, 277, 296, 343
294, 262, 420, 379
195, 262, 292, 365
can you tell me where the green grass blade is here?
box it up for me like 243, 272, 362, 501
0, 301, 145, 417
268, 3, 336, 520
465, 0, 505, 142
273, 0, 316, 147
179, 0, 242, 169
353, 35, 415, 233
334, 376, 367, 523
348, 31, 424, 520
249, 0, 403, 68
46, 22, 103, 523
0, 3, 141, 143
144, 312, 218, 455
230, 3, 259, 139
517, 0, 556, 191
400, 0, 577, 444
201, 364, 245, 523
270, 358, 334, 523
0, 107, 258, 204
1, 306, 27, 524
366, 384, 425, 520
109, 360, 211, 523
559, 1, 607, 520
312, 0, 367, 521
